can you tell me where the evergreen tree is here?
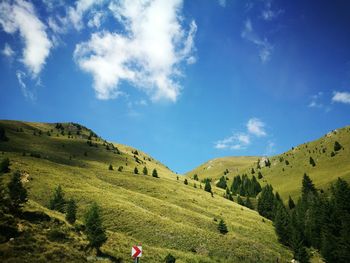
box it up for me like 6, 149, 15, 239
108, 164, 113, 170
49, 185, 66, 213
274, 202, 291, 246
301, 173, 317, 200
118, 166, 123, 172
152, 168, 158, 178
288, 196, 295, 209
251, 168, 255, 174
334, 141, 342, 152
218, 219, 228, 234
0, 158, 10, 173
237, 195, 244, 206
65, 199, 77, 224
245, 196, 254, 209
134, 167, 139, 174
143, 166, 148, 175
257, 184, 275, 220
309, 157, 316, 167
204, 179, 212, 193
184, 179, 188, 185
7, 170, 27, 212
216, 176, 227, 189
164, 253, 176, 263
258, 171, 263, 179
84, 203, 107, 252
193, 174, 198, 181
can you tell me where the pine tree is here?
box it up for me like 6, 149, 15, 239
108, 164, 113, 170
152, 168, 158, 178
204, 179, 212, 193
334, 141, 342, 152
184, 179, 188, 185
134, 167, 139, 174
216, 176, 227, 189
251, 168, 255, 174
245, 196, 254, 209
65, 199, 77, 224
84, 203, 107, 252
309, 157, 316, 167
237, 195, 245, 206
7, 170, 27, 212
274, 202, 291, 246
218, 219, 228, 234
288, 196, 295, 209
143, 166, 148, 175
301, 173, 317, 200
0, 158, 10, 173
257, 184, 275, 220
118, 166, 123, 172
49, 185, 66, 213
0, 127, 9, 141
193, 174, 198, 181
165, 253, 176, 263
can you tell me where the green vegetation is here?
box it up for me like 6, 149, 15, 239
49, 185, 66, 213
0, 157, 10, 173
84, 203, 107, 252
8, 170, 27, 213
0, 120, 292, 262
217, 219, 228, 234
65, 199, 77, 224
216, 175, 227, 189
230, 174, 261, 197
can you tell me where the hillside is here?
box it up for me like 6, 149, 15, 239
185, 156, 258, 183
0, 120, 292, 262
190, 125, 350, 201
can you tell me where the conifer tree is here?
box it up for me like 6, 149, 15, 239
84, 203, 107, 252
108, 164, 113, 170
204, 179, 212, 193
309, 157, 316, 167
274, 202, 291, 246
152, 168, 158, 178
334, 141, 342, 152
184, 179, 188, 185
134, 167, 139, 174
8, 170, 27, 212
217, 219, 228, 234
66, 199, 77, 224
165, 253, 176, 263
245, 196, 254, 209
143, 166, 148, 175
0, 158, 10, 173
49, 185, 66, 213
237, 195, 245, 206
288, 196, 295, 209
257, 184, 275, 220
216, 176, 227, 189
0, 127, 8, 141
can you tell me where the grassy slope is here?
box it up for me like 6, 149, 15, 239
189, 125, 350, 201
185, 156, 258, 182
0, 120, 292, 262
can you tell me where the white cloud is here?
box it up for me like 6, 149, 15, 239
68, 0, 104, 30
87, 11, 104, 28
308, 92, 324, 108
247, 118, 267, 137
74, 0, 196, 102
2, 43, 15, 57
0, 0, 52, 76
332, 91, 350, 104
215, 132, 251, 150
16, 70, 35, 100
241, 18, 273, 63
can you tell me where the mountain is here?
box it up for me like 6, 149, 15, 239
188, 125, 350, 200
0, 120, 292, 262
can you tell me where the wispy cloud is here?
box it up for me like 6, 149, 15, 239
241, 19, 273, 63
0, 0, 53, 76
308, 92, 324, 108
215, 118, 268, 150
16, 70, 35, 101
74, 0, 197, 102
2, 43, 15, 57
261, 1, 283, 21
215, 132, 251, 150
332, 91, 350, 104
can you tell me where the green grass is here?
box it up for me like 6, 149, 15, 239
0, 120, 292, 262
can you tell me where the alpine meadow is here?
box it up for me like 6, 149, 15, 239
1, 0, 350, 263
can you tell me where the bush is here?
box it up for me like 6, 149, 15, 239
0, 158, 10, 173
47, 227, 67, 242
165, 253, 176, 263
108, 164, 113, 171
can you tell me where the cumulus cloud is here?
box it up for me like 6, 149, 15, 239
215, 133, 251, 150
332, 91, 350, 104
87, 11, 104, 28
0, 0, 52, 76
2, 43, 15, 57
74, 0, 197, 101
247, 118, 267, 137
241, 19, 273, 63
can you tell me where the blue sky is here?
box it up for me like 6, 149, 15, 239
1, 0, 350, 174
